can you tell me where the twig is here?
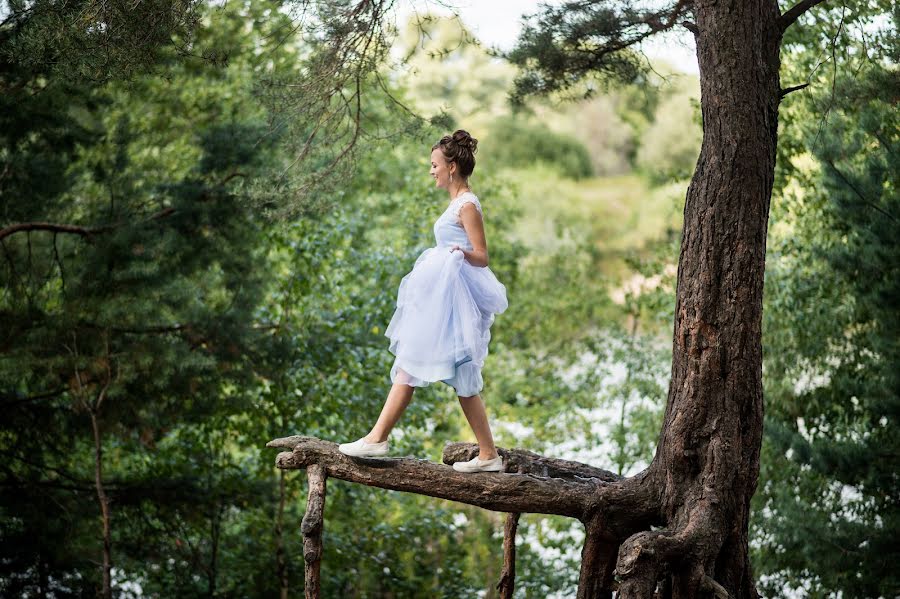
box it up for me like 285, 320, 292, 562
780, 0, 830, 32
779, 83, 810, 98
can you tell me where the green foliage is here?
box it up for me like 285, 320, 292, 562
504, 3, 653, 105
2, 3, 536, 594
395, 13, 517, 133
0, 0, 202, 83
538, 64, 700, 180
480, 115, 594, 180
540, 94, 637, 176
0, 2, 297, 595
635, 78, 702, 184
751, 5, 899, 596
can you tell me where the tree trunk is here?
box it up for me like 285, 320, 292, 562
615, 2, 783, 596
90, 410, 112, 599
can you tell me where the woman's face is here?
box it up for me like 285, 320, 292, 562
430, 147, 454, 189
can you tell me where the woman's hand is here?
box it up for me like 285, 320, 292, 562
450, 244, 488, 267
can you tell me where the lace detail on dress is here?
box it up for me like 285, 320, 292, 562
451, 193, 483, 223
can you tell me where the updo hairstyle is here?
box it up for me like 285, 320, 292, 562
432, 129, 478, 179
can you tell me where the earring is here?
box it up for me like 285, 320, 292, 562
450, 173, 454, 184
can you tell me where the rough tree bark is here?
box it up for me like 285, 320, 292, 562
496, 510, 520, 599
301, 464, 326, 599
269, 1, 829, 596
612, 2, 784, 597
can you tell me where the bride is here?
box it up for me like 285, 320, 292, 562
338, 130, 509, 473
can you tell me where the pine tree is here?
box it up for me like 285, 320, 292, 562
1, 3, 283, 595
754, 8, 899, 594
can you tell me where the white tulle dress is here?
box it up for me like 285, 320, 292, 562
384, 192, 508, 397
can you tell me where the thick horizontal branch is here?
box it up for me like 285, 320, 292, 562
444, 442, 662, 537
268, 435, 657, 523
780, 0, 829, 32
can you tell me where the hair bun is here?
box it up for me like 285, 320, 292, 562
432, 129, 478, 179
452, 129, 478, 154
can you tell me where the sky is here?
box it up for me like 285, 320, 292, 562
395, 0, 700, 75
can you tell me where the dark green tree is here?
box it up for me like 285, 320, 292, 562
753, 5, 898, 595
0, 2, 288, 596
1, 3, 526, 596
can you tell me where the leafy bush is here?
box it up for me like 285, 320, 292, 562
481, 116, 594, 180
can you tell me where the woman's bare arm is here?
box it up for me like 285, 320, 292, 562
456, 203, 489, 267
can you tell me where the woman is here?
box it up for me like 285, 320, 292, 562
338, 130, 509, 473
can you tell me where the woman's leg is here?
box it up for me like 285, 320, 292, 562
364, 380, 415, 443
457, 393, 500, 460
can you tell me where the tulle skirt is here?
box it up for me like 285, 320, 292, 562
384, 246, 508, 396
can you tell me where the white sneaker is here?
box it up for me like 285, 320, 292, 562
452, 454, 503, 473
338, 436, 389, 458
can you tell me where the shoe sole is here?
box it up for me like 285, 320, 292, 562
453, 463, 503, 472
338, 446, 389, 458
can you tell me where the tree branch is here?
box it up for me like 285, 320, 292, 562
2, 387, 68, 408
0, 221, 116, 241
779, 82, 810, 98
505, 0, 697, 103
780, 0, 829, 32
496, 509, 520, 599
268, 435, 657, 524
823, 158, 898, 223
0, 207, 176, 241
301, 463, 325, 597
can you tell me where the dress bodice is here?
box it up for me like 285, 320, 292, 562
433, 192, 483, 250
